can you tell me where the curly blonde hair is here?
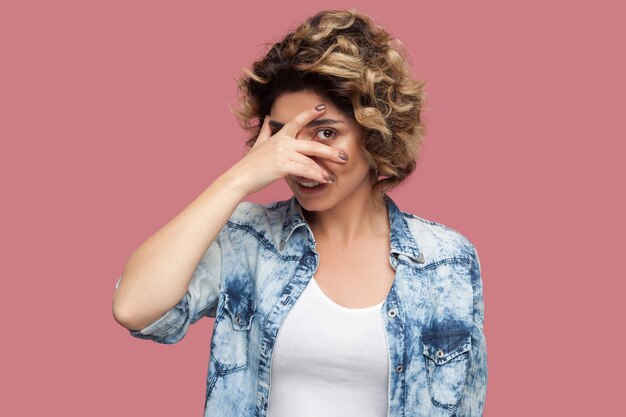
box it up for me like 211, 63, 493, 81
233, 8, 427, 200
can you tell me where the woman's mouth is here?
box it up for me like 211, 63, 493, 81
295, 179, 329, 193
298, 180, 321, 187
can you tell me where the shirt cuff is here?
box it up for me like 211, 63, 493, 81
128, 295, 189, 342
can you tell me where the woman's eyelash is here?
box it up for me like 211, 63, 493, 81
314, 129, 337, 140
267, 128, 337, 139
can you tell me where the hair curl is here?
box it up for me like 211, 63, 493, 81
233, 8, 427, 200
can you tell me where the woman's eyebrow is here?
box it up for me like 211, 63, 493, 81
268, 118, 345, 130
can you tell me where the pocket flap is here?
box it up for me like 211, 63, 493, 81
222, 292, 256, 331
421, 329, 471, 365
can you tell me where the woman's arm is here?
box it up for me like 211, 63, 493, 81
112, 171, 248, 331
112, 104, 348, 333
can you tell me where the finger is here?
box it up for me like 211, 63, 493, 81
292, 139, 349, 163
284, 160, 334, 184
290, 152, 334, 181
280, 103, 327, 138
255, 115, 271, 145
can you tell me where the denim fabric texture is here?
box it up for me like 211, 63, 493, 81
124, 193, 488, 416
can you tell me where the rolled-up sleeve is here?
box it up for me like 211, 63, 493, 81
122, 226, 229, 344
457, 244, 488, 416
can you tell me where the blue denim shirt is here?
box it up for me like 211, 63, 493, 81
120, 193, 487, 416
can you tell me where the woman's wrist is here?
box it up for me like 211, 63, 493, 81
217, 166, 252, 199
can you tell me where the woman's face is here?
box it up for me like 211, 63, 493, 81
270, 90, 374, 213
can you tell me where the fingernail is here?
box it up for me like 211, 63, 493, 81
323, 174, 335, 183
315, 104, 326, 111
338, 151, 348, 161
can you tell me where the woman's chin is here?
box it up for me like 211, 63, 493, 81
293, 193, 331, 213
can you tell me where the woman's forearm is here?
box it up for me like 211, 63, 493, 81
112, 169, 249, 331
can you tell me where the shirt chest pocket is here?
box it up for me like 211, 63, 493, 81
421, 329, 472, 412
210, 291, 257, 374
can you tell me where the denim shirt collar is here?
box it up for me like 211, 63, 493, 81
278, 194, 425, 264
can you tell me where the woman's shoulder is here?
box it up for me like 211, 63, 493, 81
225, 198, 292, 234
221, 198, 296, 251
400, 209, 478, 262
228, 198, 290, 221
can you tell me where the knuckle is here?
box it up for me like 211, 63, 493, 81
276, 160, 288, 173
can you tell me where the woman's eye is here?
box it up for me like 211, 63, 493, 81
314, 129, 337, 141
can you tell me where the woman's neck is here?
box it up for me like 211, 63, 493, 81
303, 184, 389, 247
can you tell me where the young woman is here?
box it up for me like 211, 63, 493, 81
113, 9, 487, 417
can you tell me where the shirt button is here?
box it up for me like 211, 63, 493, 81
388, 308, 398, 318
234, 316, 241, 324
396, 365, 404, 373
436, 349, 445, 358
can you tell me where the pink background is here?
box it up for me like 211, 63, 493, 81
1, 0, 623, 415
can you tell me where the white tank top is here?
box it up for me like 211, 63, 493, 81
266, 275, 389, 417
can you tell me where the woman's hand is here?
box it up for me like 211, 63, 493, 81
227, 104, 349, 196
